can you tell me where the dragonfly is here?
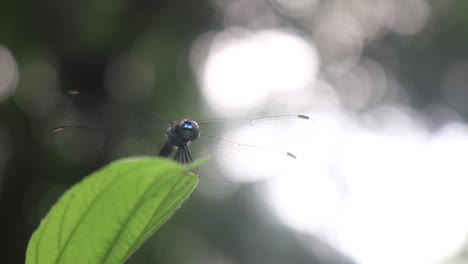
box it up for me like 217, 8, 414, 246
51, 92, 314, 182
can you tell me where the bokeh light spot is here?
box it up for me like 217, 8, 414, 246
264, 104, 468, 264
389, 0, 431, 35
271, 0, 319, 17
198, 29, 319, 114
14, 59, 60, 116
0, 45, 19, 102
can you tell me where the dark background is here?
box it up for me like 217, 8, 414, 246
1, 0, 468, 263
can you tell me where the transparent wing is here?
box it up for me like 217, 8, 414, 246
198, 115, 312, 135
49, 91, 170, 163
190, 115, 317, 182
50, 124, 167, 163
50, 91, 317, 182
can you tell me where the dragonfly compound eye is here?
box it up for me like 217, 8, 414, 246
183, 121, 193, 129
179, 119, 200, 142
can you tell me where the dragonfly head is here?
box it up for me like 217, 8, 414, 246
167, 119, 200, 148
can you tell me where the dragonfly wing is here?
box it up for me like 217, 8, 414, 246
51, 123, 168, 162
50, 91, 170, 162
190, 115, 315, 182
191, 136, 297, 182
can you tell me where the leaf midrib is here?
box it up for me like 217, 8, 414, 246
53, 168, 129, 264
99, 169, 178, 263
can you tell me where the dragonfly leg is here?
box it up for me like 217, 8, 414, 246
174, 148, 181, 162
182, 146, 190, 164
186, 146, 194, 163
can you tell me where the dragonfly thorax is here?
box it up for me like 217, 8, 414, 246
166, 119, 200, 148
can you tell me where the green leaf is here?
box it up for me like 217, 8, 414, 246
26, 157, 199, 264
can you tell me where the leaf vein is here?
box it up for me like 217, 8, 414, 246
53, 169, 127, 264
100, 169, 178, 263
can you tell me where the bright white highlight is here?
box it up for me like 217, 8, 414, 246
189, 2, 457, 262
200, 29, 319, 114
336, 124, 468, 264
263, 108, 468, 264
265, 165, 342, 233
211, 115, 316, 182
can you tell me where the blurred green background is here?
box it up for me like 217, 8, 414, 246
1, 0, 468, 263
